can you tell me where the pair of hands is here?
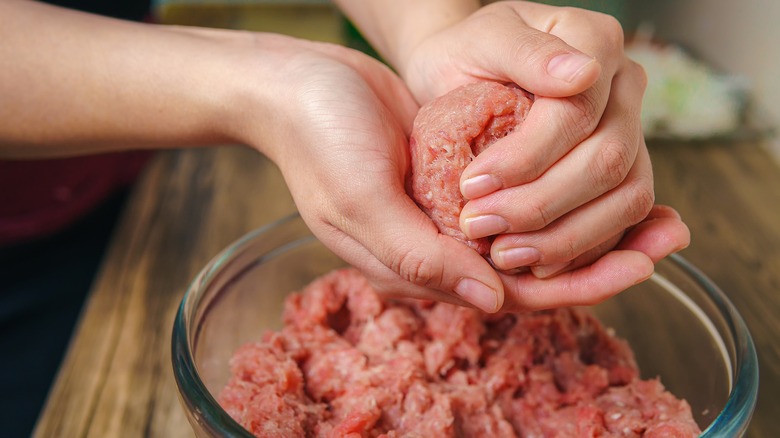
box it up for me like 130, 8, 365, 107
0, 0, 689, 312
263, 2, 690, 313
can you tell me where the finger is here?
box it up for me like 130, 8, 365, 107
529, 232, 623, 279
486, 144, 652, 271
460, 94, 605, 197
615, 205, 691, 261
314, 225, 474, 308
463, 58, 646, 204
462, 1, 629, 96
452, 4, 603, 97
300, 178, 501, 311
355, 205, 504, 313
318, 172, 505, 313
500, 250, 654, 312
460, 5, 634, 197
529, 204, 689, 278
509, 1, 628, 86
643, 203, 682, 221
462, 62, 648, 241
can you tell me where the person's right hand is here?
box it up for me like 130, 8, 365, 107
392, 2, 663, 276
346, 1, 691, 309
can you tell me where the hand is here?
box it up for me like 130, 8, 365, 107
499, 204, 690, 312
392, 2, 690, 307
248, 37, 507, 312
0, 0, 507, 314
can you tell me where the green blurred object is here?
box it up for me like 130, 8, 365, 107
152, 0, 344, 43
342, 19, 383, 61
343, 0, 638, 63
150, 0, 635, 63
515, 0, 636, 31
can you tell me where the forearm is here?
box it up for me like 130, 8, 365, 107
334, 0, 479, 73
0, 0, 258, 158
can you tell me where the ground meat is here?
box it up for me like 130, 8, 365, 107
408, 81, 534, 255
219, 268, 701, 437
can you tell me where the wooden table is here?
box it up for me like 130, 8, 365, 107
31, 139, 780, 437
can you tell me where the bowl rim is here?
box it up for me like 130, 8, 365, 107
171, 213, 759, 437
672, 255, 759, 437
171, 216, 296, 437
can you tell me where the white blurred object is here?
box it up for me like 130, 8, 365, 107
627, 26, 748, 140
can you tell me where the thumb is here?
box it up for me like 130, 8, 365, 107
464, 7, 602, 96
362, 198, 505, 313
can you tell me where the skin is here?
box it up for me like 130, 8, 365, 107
1, 0, 689, 313
337, 0, 691, 311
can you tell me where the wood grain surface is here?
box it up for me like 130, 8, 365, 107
33, 140, 779, 437
650, 141, 780, 438
32, 146, 297, 437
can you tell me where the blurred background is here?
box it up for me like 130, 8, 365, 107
151, 0, 778, 158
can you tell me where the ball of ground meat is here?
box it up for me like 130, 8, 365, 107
219, 268, 701, 437
409, 81, 533, 255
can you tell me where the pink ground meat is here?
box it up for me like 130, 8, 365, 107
408, 81, 534, 255
219, 268, 701, 437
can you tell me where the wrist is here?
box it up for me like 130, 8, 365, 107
396, 0, 480, 76
210, 32, 324, 166
335, 0, 479, 75
161, 28, 308, 161
148, 26, 281, 152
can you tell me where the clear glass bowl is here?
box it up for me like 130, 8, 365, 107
172, 213, 758, 437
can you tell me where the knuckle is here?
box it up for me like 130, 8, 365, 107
616, 177, 655, 228
626, 178, 656, 224
510, 31, 558, 68
543, 225, 588, 263
560, 93, 601, 143
517, 198, 551, 231
626, 59, 649, 91
333, 190, 362, 220
590, 138, 634, 190
502, 150, 545, 184
391, 249, 442, 289
559, 7, 624, 53
555, 234, 580, 262
598, 14, 626, 51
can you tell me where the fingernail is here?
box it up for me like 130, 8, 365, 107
463, 214, 509, 239
547, 53, 596, 82
461, 174, 501, 199
496, 247, 542, 268
532, 261, 572, 279
634, 270, 654, 286
455, 278, 499, 313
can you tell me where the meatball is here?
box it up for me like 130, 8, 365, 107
409, 81, 533, 255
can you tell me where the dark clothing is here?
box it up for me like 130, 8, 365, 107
48, 0, 151, 21
0, 1, 152, 437
0, 0, 153, 247
0, 152, 150, 247
0, 191, 130, 437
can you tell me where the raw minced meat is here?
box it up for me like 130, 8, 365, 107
218, 268, 701, 437
408, 81, 533, 255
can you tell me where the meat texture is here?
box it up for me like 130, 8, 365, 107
219, 268, 701, 437
409, 81, 533, 255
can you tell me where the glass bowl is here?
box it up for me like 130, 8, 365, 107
172, 213, 758, 437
